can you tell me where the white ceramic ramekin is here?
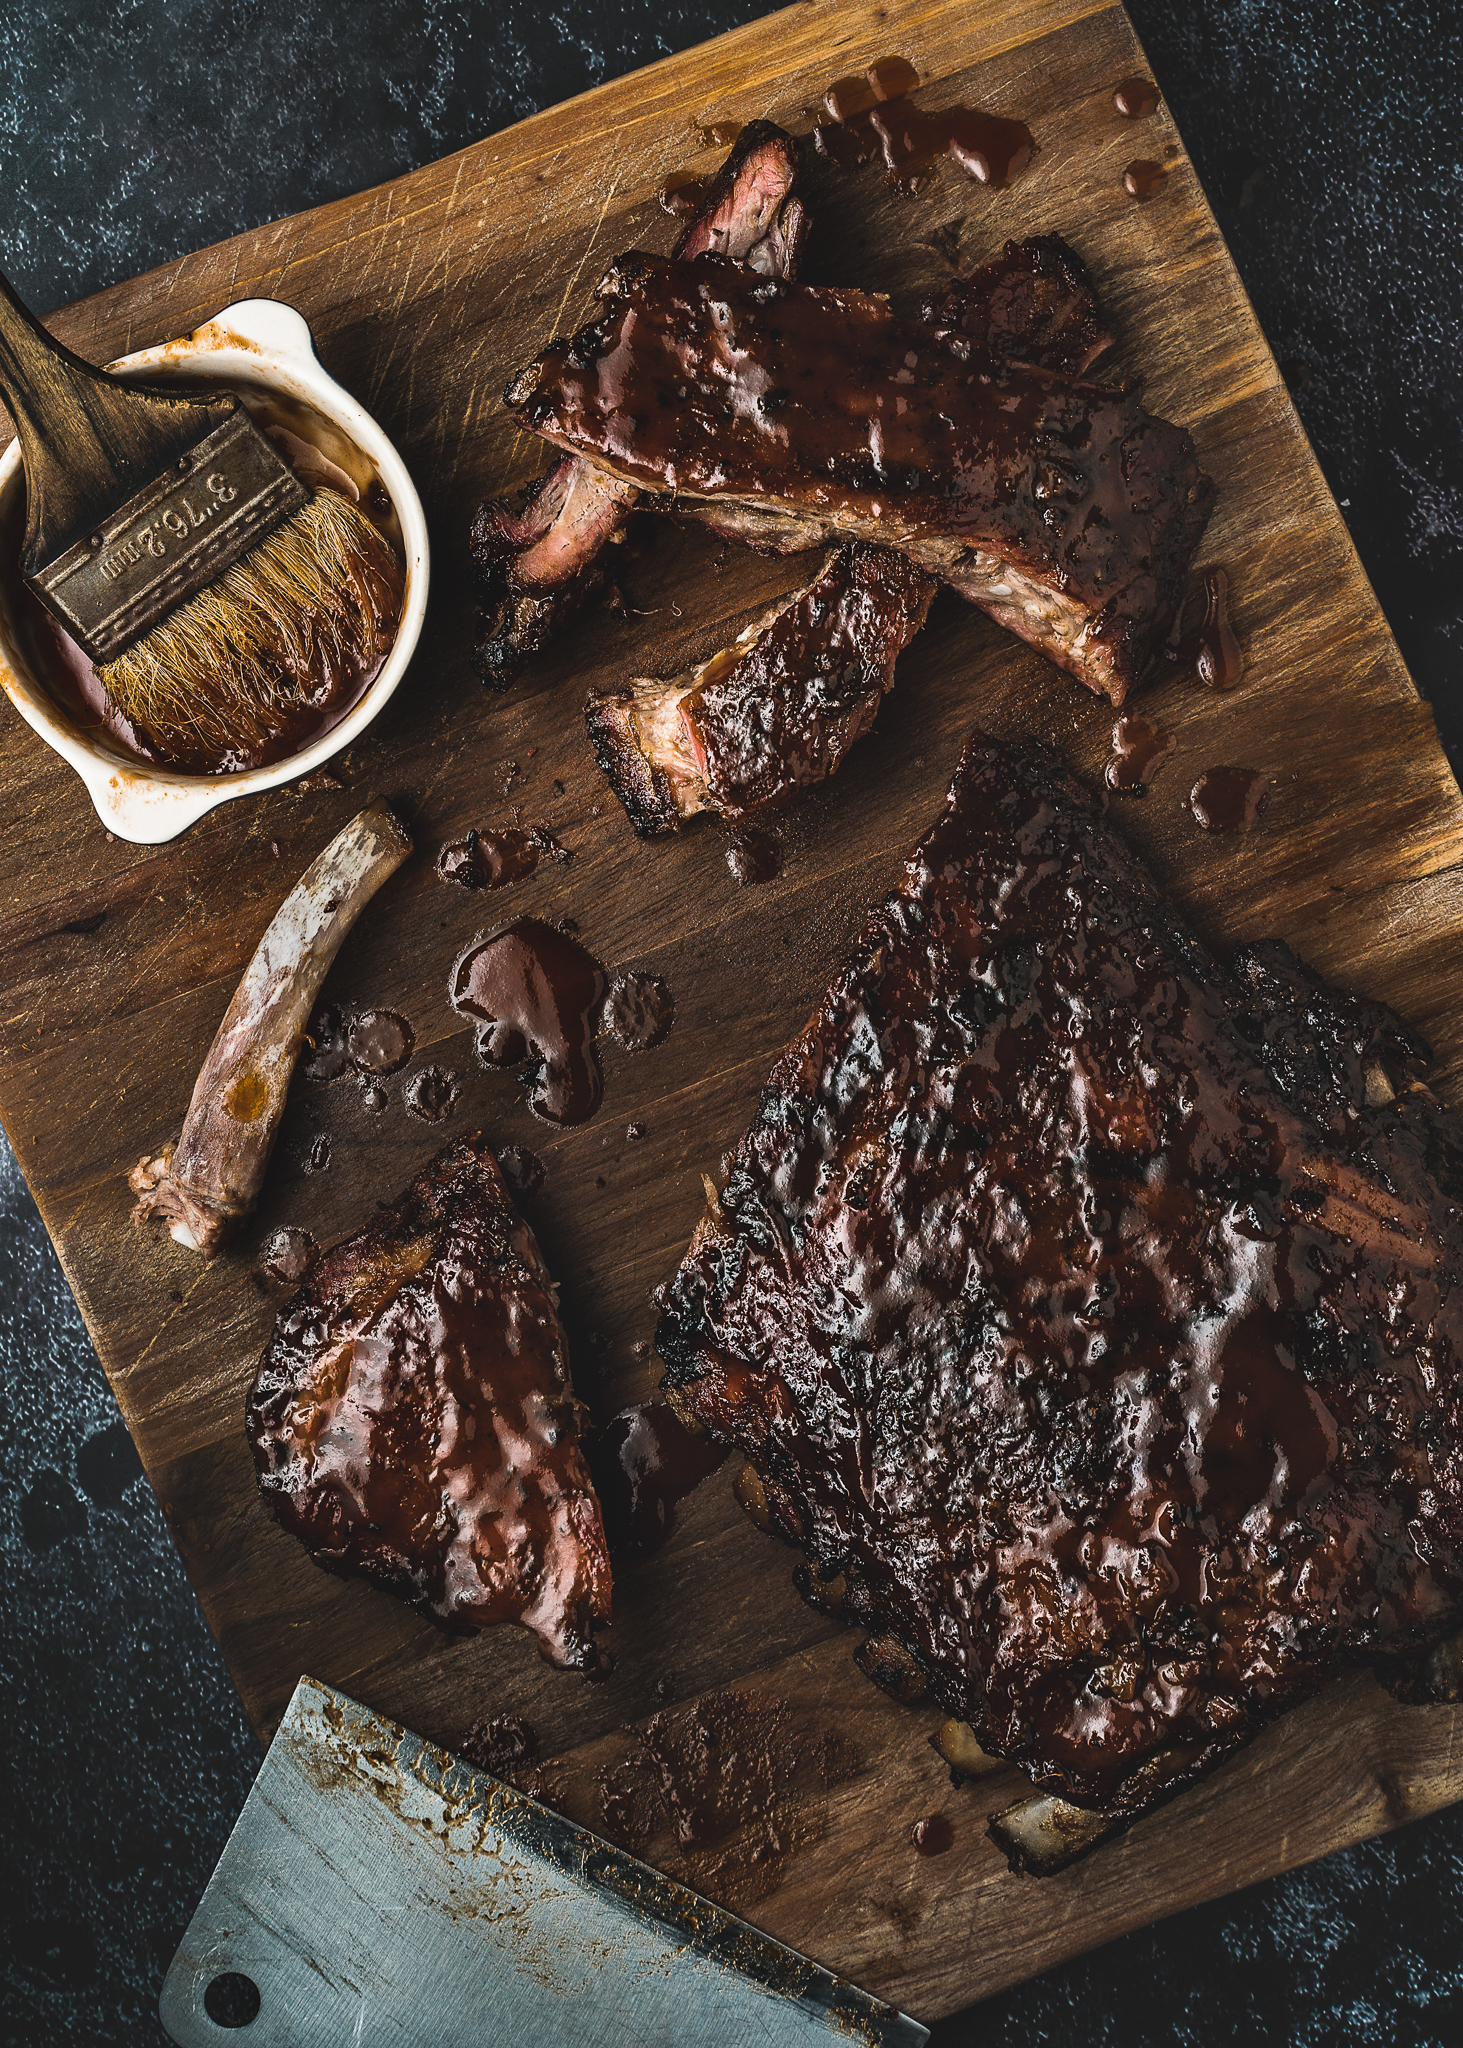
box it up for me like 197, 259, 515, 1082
0, 297, 428, 843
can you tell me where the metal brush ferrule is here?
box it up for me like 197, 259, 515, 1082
30, 408, 308, 664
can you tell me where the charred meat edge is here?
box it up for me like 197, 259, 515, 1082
129, 799, 412, 1256
469, 122, 804, 687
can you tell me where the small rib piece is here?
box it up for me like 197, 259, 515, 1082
247, 1132, 611, 1671
586, 544, 937, 834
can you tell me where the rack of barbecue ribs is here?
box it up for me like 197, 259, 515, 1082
584, 230, 1121, 836
654, 733, 1463, 1860
247, 1133, 612, 1672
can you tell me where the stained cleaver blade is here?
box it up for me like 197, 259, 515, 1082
160, 1675, 930, 2046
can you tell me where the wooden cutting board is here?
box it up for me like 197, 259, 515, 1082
4, 0, 1461, 2024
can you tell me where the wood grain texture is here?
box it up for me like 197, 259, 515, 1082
2, 0, 1461, 2023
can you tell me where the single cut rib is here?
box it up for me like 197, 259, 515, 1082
247, 1132, 611, 1671
656, 735, 1463, 1851
507, 255, 1213, 700
586, 545, 937, 834
469, 123, 806, 686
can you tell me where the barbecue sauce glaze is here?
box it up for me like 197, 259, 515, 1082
248, 1133, 611, 1670
657, 736, 1463, 1812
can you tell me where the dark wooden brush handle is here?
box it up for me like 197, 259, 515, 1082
0, 267, 235, 571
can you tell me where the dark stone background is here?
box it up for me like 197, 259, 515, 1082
1, 2, 1459, 2042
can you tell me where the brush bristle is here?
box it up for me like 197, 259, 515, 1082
98, 490, 403, 774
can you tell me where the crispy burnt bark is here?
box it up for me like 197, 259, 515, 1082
585, 545, 937, 834
656, 734, 1463, 1854
247, 1132, 611, 1671
506, 255, 1213, 701
921, 233, 1115, 375
469, 123, 806, 687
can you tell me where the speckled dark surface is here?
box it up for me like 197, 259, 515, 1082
1, 3, 1460, 2043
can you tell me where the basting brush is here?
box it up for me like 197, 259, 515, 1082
0, 266, 401, 772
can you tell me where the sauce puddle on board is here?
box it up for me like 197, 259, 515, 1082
813, 54, 1034, 191
591, 1403, 729, 1560
403, 1065, 460, 1122
1190, 766, 1270, 833
452, 918, 607, 1126
1106, 714, 1176, 794
912, 1813, 955, 1857
347, 1009, 414, 1075
437, 826, 571, 889
658, 171, 709, 218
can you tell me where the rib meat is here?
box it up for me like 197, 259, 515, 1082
656, 735, 1463, 1841
469, 123, 805, 687
586, 545, 937, 834
921, 233, 1115, 376
247, 1132, 611, 1671
583, 234, 1116, 832
507, 255, 1213, 701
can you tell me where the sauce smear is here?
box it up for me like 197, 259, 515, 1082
659, 172, 709, 219
452, 918, 607, 1126
438, 826, 570, 889
591, 1403, 730, 1560
1105, 714, 1175, 794
1170, 566, 1244, 690
1190, 766, 1270, 833
815, 55, 1033, 191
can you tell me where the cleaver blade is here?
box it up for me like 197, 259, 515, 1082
160, 1675, 930, 2046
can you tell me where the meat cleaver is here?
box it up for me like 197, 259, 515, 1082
160, 1676, 930, 2046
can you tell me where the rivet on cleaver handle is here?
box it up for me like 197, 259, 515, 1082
159, 1677, 930, 2048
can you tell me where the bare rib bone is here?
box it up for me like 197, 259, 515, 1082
129, 799, 413, 1257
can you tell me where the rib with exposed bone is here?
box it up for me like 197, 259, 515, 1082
129, 799, 412, 1256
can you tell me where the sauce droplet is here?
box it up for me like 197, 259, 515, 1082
347, 1009, 415, 1075
403, 1065, 460, 1122
1169, 567, 1244, 690
1105, 714, 1176, 795
258, 1225, 318, 1297
695, 119, 744, 148
590, 1404, 730, 1560
299, 1131, 332, 1174
604, 972, 676, 1051
359, 1082, 388, 1114
1190, 766, 1270, 833
659, 172, 710, 219
1113, 76, 1160, 118
912, 1812, 954, 1856
1123, 158, 1169, 200
498, 1144, 546, 1198
815, 56, 1032, 192
437, 826, 570, 889
726, 826, 782, 885
302, 1005, 350, 1083
452, 918, 607, 1126
459, 1712, 539, 1779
